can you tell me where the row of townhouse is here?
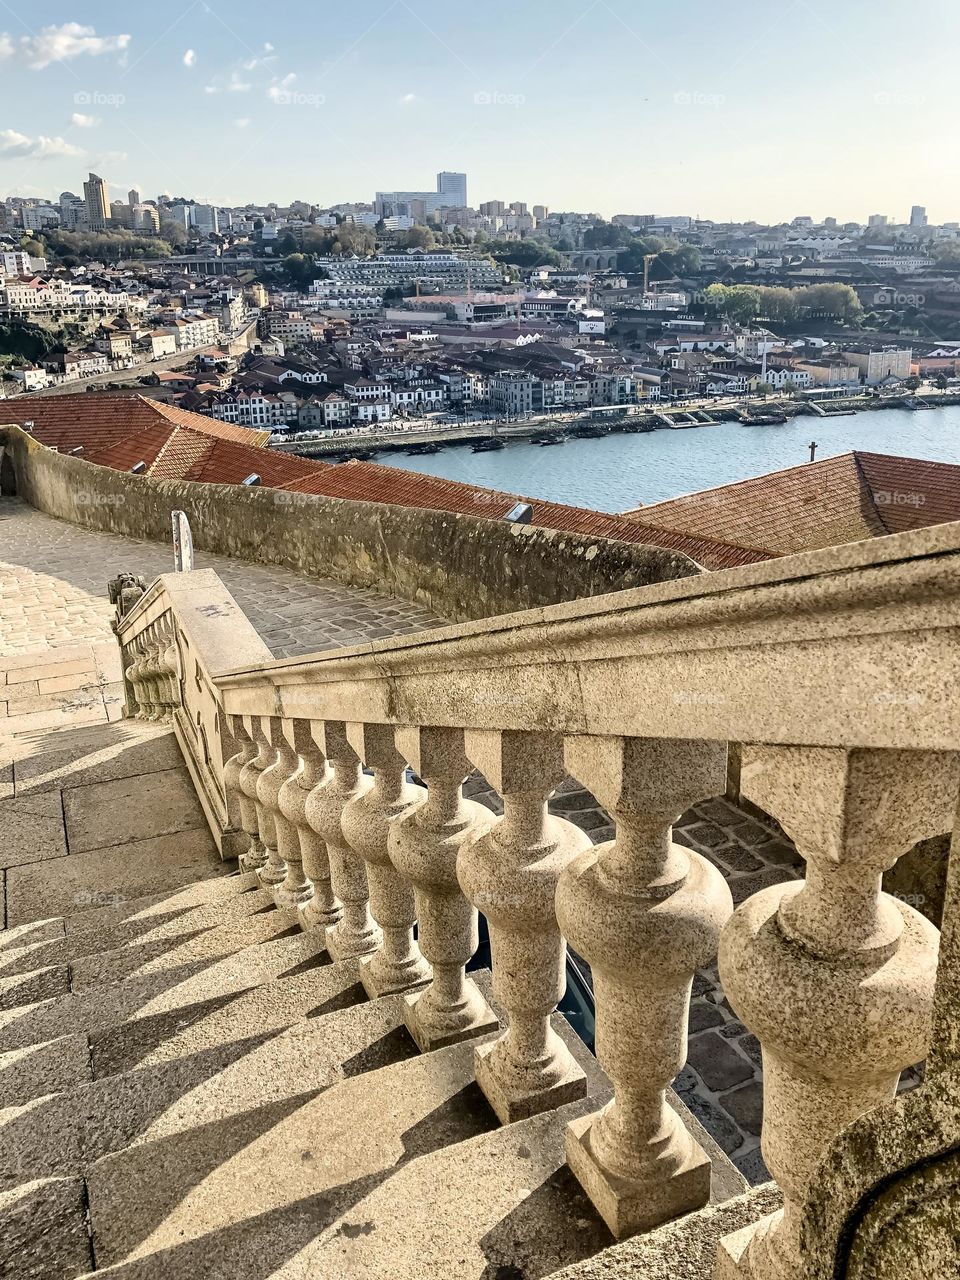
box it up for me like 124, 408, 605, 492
0, 277, 143, 315
485, 368, 642, 415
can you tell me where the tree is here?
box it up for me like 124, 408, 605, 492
705, 283, 762, 323
935, 373, 950, 392
487, 239, 565, 268
904, 375, 922, 391
396, 225, 435, 250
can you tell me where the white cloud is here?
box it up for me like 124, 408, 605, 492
241, 42, 276, 71
70, 112, 99, 128
183, 48, 196, 68
399, 92, 417, 104
235, 117, 251, 129
0, 129, 85, 158
267, 72, 297, 101
205, 68, 252, 94
8, 23, 131, 70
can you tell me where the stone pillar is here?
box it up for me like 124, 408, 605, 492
123, 638, 148, 719
234, 714, 271, 873
389, 725, 499, 1053
343, 722, 431, 999
157, 621, 181, 718
254, 716, 299, 896
245, 717, 284, 889
458, 728, 592, 1123
556, 735, 732, 1239
286, 721, 342, 930
221, 716, 252, 862
273, 719, 317, 909
717, 746, 956, 1280
303, 721, 376, 957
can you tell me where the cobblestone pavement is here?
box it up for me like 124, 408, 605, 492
0, 500, 442, 659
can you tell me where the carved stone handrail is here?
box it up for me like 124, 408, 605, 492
112, 521, 960, 1264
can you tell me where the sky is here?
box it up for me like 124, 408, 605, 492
1, 0, 957, 223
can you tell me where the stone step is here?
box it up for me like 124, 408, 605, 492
541, 1184, 783, 1280
0, 1034, 93, 1108
0, 930, 342, 1056
69, 905, 307, 991
0, 992, 418, 1194
0, 874, 266, 978
79, 1015, 605, 1278
0, 962, 71, 1011
0, 1175, 94, 1280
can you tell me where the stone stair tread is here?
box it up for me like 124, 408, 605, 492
0, 962, 71, 1011
0, 917, 66, 952
83, 1008, 606, 1275
0, 1174, 94, 1280
0, 1034, 92, 1108
540, 1183, 783, 1280
85, 1031, 509, 1270
0, 878, 273, 979
69, 905, 306, 991
0, 931, 338, 1055
63, 872, 262, 935
0, 993, 418, 1193
90, 960, 365, 1078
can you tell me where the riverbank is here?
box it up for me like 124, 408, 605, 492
277, 391, 960, 461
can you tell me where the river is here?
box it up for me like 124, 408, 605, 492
377, 403, 960, 510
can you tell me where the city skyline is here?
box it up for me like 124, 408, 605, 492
1, 1, 958, 221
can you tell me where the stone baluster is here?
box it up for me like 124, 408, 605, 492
254, 717, 294, 891
389, 726, 498, 1052
141, 632, 164, 721
273, 719, 319, 909
717, 746, 955, 1280
122, 638, 147, 718
555, 735, 732, 1240
342, 722, 431, 999
220, 715, 252, 857
129, 636, 156, 720
459, 729, 593, 1124
282, 721, 342, 928
157, 621, 181, 717
233, 714, 271, 873
303, 721, 376, 956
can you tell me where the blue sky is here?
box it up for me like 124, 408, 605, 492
1, 0, 956, 221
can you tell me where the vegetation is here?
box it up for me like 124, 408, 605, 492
0, 321, 57, 364
38, 230, 174, 264
705, 281, 863, 324
485, 238, 566, 268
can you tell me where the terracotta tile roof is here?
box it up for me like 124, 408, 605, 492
854, 451, 960, 534
149, 429, 217, 481
178, 438, 329, 486
620, 452, 892, 556
0, 393, 270, 453
83, 422, 183, 474
276, 461, 769, 571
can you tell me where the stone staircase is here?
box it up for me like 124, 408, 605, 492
0, 707, 745, 1280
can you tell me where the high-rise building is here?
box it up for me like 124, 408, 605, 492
533, 205, 548, 220
83, 172, 109, 231
479, 200, 505, 217
128, 188, 141, 207
437, 171, 467, 207
868, 214, 889, 228
510, 201, 528, 216
59, 191, 86, 230
910, 205, 927, 227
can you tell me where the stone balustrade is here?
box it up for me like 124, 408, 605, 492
112, 522, 960, 1268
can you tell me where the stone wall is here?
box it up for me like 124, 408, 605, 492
0, 425, 702, 621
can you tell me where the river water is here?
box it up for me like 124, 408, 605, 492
377, 404, 960, 510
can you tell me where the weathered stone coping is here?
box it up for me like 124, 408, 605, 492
1, 424, 701, 622
214, 517, 960, 752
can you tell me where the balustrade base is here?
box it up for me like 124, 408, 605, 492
256, 862, 287, 890
475, 1038, 588, 1125
716, 1210, 783, 1280
325, 923, 382, 963
359, 954, 432, 1001
273, 880, 315, 910
565, 1110, 712, 1240
297, 898, 343, 936
238, 849, 268, 874
402, 978, 499, 1053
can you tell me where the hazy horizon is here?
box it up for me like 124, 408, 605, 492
1, 0, 956, 222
